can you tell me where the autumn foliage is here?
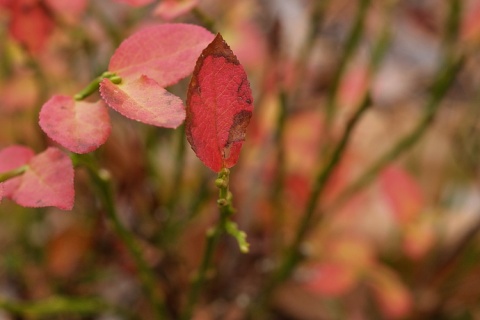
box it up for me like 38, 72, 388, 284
1, 0, 480, 319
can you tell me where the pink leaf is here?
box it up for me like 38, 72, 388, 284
44, 0, 88, 23
113, 0, 154, 6
39, 95, 111, 154
0, 145, 35, 201
304, 262, 357, 297
7, 148, 74, 210
100, 75, 185, 128
186, 33, 254, 172
108, 23, 214, 87
8, 0, 55, 53
153, 0, 198, 21
0, 145, 35, 172
379, 165, 424, 224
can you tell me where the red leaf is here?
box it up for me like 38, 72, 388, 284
100, 75, 185, 128
8, 0, 54, 53
6, 148, 74, 210
39, 95, 111, 154
107, 23, 214, 87
153, 0, 198, 21
0, 145, 35, 202
186, 33, 253, 172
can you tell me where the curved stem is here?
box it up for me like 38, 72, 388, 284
74, 155, 168, 319
74, 72, 121, 101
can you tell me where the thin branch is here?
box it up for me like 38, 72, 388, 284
74, 154, 168, 320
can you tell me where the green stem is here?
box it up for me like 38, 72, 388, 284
270, 91, 288, 250
331, 54, 464, 212
0, 296, 127, 318
74, 72, 121, 101
252, 93, 372, 315
0, 165, 28, 183
182, 168, 246, 320
167, 125, 187, 210
325, 0, 370, 125
74, 155, 168, 319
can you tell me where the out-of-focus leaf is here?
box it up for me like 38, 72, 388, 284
47, 225, 92, 278
153, 0, 198, 21
379, 165, 424, 224
0, 72, 38, 113
44, 0, 88, 23
100, 75, 185, 128
39, 95, 111, 154
113, 0, 154, 6
186, 33, 253, 172
304, 262, 357, 297
8, 0, 54, 53
368, 265, 412, 319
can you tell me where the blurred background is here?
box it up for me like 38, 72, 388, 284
1, 0, 480, 319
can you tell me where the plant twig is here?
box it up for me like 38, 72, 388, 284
73, 154, 168, 319
182, 168, 247, 320
251, 93, 372, 315
330, 53, 464, 212
325, 0, 370, 125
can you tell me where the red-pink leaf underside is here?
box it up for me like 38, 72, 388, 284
108, 23, 214, 87
100, 75, 185, 128
186, 33, 254, 172
0, 145, 35, 202
39, 95, 111, 154
7, 148, 74, 210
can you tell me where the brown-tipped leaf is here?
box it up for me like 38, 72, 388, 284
185, 33, 253, 172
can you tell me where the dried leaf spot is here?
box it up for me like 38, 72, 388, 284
223, 110, 252, 158
237, 78, 252, 105
227, 110, 252, 144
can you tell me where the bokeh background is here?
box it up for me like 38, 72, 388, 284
1, 0, 480, 319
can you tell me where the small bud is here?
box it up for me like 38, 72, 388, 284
217, 199, 228, 206
101, 71, 115, 77
110, 76, 122, 84
215, 178, 226, 188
